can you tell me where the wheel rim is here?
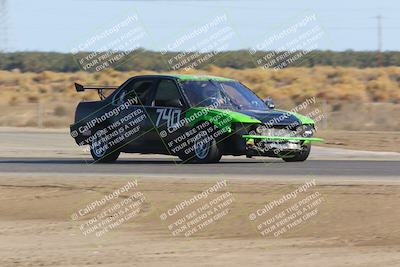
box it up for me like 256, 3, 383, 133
194, 131, 210, 160
92, 133, 106, 158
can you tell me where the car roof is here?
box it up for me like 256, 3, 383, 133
133, 74, 236, 82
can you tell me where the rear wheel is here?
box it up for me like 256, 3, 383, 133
90, 132, 120, 163
281, 143, 311, 162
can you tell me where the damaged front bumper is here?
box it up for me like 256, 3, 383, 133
242, 135, 323, 142
242, 134, 324, 156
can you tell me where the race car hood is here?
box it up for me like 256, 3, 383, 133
236, 108, 315, 127
185, 107, 315, 134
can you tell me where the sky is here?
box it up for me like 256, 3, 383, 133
2, 0, 400, 52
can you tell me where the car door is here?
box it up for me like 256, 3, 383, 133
145, 78, 190, 155
110, 78, 156, 152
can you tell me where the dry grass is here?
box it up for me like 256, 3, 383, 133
0, 66, 399, 129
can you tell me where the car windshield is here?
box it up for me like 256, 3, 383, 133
179, 80, 268, 111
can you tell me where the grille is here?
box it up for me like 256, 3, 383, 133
258, 127, 297, 137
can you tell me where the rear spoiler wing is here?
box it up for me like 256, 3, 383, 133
74, 83, 118, 100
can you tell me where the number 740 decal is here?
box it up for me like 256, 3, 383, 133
156, 108, 181, 128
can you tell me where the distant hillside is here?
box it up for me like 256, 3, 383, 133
1, 50, 400, 72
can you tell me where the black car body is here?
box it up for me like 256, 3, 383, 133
70, 74, 322, 163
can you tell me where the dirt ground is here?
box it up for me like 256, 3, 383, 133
316, 130, 400, 152
0, 175, 399, 267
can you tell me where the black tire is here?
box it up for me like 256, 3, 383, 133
179, 130, 222, 163
90, 132, 120, 163
282, 143, 311, 162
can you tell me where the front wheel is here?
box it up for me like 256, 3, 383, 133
179, 130, 222, 163
281, 143, 311, 162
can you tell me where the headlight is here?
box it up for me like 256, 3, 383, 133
303, 130, 313, 137
298, 125, 314, 137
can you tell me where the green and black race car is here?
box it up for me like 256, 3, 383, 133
70, 74, 323, 163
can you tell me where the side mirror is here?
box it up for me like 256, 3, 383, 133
264, 97, 275, 109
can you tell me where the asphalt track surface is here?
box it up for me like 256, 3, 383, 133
0, 157, 399, 177
0, 129, 399, 179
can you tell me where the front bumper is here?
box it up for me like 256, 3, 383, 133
242, 134, 324, 156
242, 135, 324, 142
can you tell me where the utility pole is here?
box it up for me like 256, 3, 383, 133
376, 14, 383, 67
0, 0, 8, 52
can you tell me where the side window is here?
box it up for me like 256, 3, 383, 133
115, 79, 154, 105
153, 79, 183, 108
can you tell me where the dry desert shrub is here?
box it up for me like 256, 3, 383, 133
0, 66, 399, 129
53, 105, 68, 116
8, 96, 18, 106
0, 66, 399, 104
26, 95, 39, 103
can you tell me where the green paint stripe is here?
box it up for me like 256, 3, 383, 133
242, 135, 324, 142
174, 74, 234, 81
